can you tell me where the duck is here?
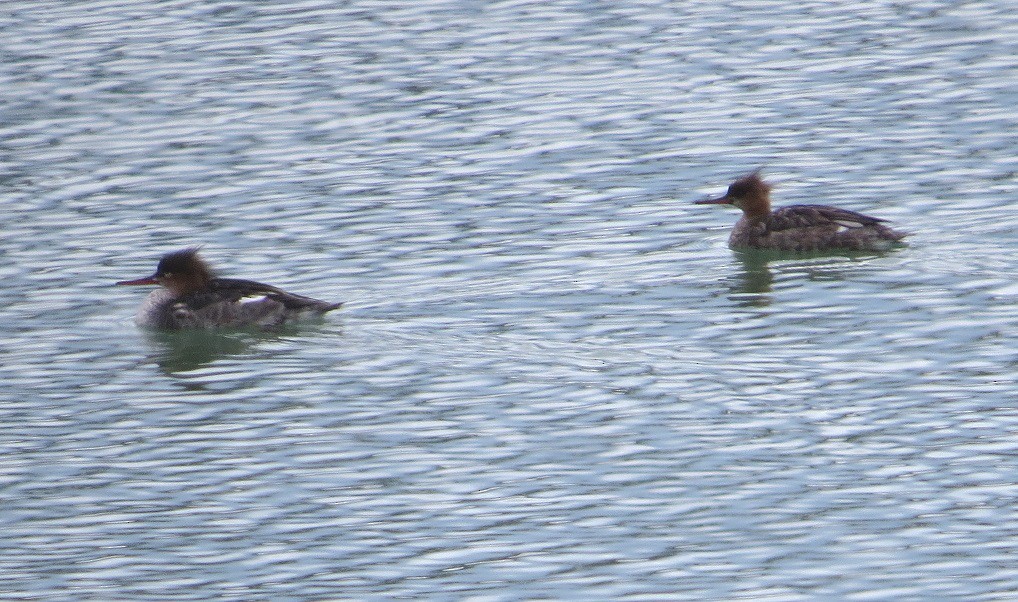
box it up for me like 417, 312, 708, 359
695, 172, 906, 252
117, 248, 342, 329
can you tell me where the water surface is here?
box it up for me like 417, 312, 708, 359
1, 0, 1017, 599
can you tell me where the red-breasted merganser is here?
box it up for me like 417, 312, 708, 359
695, 172, 907, 252
117, 248, 342, 329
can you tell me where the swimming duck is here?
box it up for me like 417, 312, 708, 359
695, 172, 906, 252
117, 248, 342, 329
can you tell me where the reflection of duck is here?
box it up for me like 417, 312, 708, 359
726, 250, 886, 309
145, 328, 253, 374
728, 251, 773, 307
117, 248, 342, 329
696, 172, 906, 252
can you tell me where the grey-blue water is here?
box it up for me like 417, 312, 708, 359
2, 1, 1017, 599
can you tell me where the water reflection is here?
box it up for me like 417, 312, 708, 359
727, 251, 774, 307
139, 319, 341, 374
142, 329, 254, 373
724, 248, 901, 307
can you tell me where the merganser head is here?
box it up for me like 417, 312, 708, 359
116, 248, 214, 296
695, 171, 772, 219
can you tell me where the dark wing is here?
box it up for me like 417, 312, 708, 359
766, 204, 888, 233
191, 278, 341, 312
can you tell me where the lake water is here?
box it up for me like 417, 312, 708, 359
2, 0, 1017, 599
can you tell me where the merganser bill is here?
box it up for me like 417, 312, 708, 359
117, 248, 342, 329
695, 172, 907, 252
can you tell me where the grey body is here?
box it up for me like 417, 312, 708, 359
136, 277, 341, 329
727, 204, 906, 252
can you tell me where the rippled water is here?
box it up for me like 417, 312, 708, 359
2, 0, 1017, 599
